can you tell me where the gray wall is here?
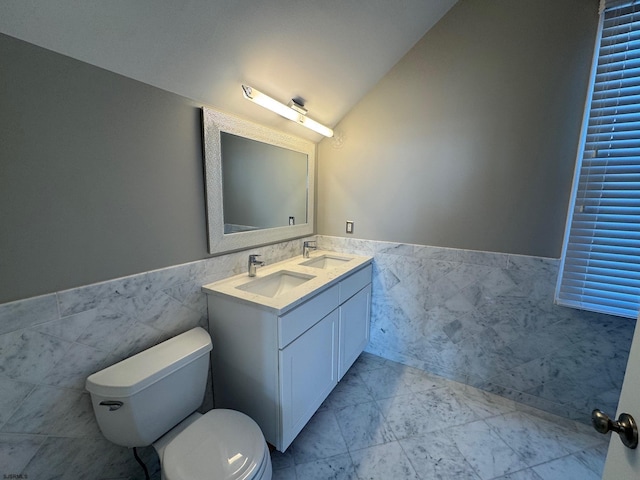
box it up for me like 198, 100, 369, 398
0, 0, 601, 305
0, 33, 209, 304
317, 0, 599, 258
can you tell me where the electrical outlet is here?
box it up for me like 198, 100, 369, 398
346, 221, 354, 234
289, 216, 295, 225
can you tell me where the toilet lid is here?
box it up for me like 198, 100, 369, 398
163, 409, 267, 480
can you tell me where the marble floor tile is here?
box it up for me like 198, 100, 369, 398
532, 455, 601, 480
358, 365, 414, 399
272, 466, 297, 480
294, 453, 357, 480
321, 370, 375, 411
376, 393, 436, 439
400, 430, 481, 479
403, 366, 451, 393
571, 443, 608, 477
269, 354, 609, 480
344, 351, 388, 374
413, 385, 483, 427
288, 409, 348, 465
270, 447, 295, 471
451, 383, 517, 419
446, 419, 529, 479
334, 401, 395, 451
485, 411, 604, 467
492, 469, 544, 480
350, 441, 420, 480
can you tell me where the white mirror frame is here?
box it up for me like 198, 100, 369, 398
202, 107, 316, 255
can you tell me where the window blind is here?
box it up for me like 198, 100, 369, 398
555, 0, 640, 319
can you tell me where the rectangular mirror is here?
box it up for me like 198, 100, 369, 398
202, 107, 316, 254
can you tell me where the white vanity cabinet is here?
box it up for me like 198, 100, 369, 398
339, 283, 371, 379
279, 308, 339, 448
205, 262, 372, 451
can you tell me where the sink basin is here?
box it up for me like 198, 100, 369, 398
300, 254, 351, 269
236, 270, 316, 298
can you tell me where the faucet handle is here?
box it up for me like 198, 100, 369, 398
302, 240, 317, 258
248, 254, 264, 277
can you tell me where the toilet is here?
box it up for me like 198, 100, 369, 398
86, 327, 272, 480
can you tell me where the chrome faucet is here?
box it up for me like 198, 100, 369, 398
248, 254, 265, 277
303, 240, 317, 258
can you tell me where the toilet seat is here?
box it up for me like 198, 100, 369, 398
162, 409, 270, 480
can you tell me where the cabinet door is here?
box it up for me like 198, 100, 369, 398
279, 309, 338, 450
339, 284, 371, 379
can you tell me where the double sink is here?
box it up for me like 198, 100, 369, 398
237, 254, 351, 298
202, 251, 372, 314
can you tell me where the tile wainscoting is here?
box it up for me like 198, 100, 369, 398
0, 234, 633, 477
0, 238, 311, 479
316, 235, 635, 424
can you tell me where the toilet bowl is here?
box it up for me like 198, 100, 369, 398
155, 410, 272, 480
86, 327, 272, 480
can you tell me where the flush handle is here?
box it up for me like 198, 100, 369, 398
592, 409, 638, 449
99, 400, 124, 411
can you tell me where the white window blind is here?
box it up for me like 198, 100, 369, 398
556, 0, 640, 319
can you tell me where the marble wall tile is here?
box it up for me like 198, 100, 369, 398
317, 235, 634, 425
136, 290, 204, 333
3, 385, 99, 437
41, 342, 112, 390
21, 435, 161, 480
0, 238, 321, 477
0, 377, 34, 427
33, 309, 97, 342
458, 248, 510, 268
0, 294, 59, 336
0, 433, 46, 473
0, 233, 632, 476
107, 321, 165, 361
0, 330, 71, 384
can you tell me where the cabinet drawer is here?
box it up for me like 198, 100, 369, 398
278, 284, 339, 348
339, 264, 372, 304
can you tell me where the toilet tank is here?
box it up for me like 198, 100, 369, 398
86, 327, 213, 447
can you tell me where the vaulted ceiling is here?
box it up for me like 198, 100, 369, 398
0, 0, 457, 141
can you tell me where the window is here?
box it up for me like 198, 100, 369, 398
556, 0, 640, 319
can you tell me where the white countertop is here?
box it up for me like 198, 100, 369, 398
201, 250, 373, 314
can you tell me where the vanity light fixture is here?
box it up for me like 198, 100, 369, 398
241, 84, 334, 137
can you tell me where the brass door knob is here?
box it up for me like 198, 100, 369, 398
592, 409, 638, 449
